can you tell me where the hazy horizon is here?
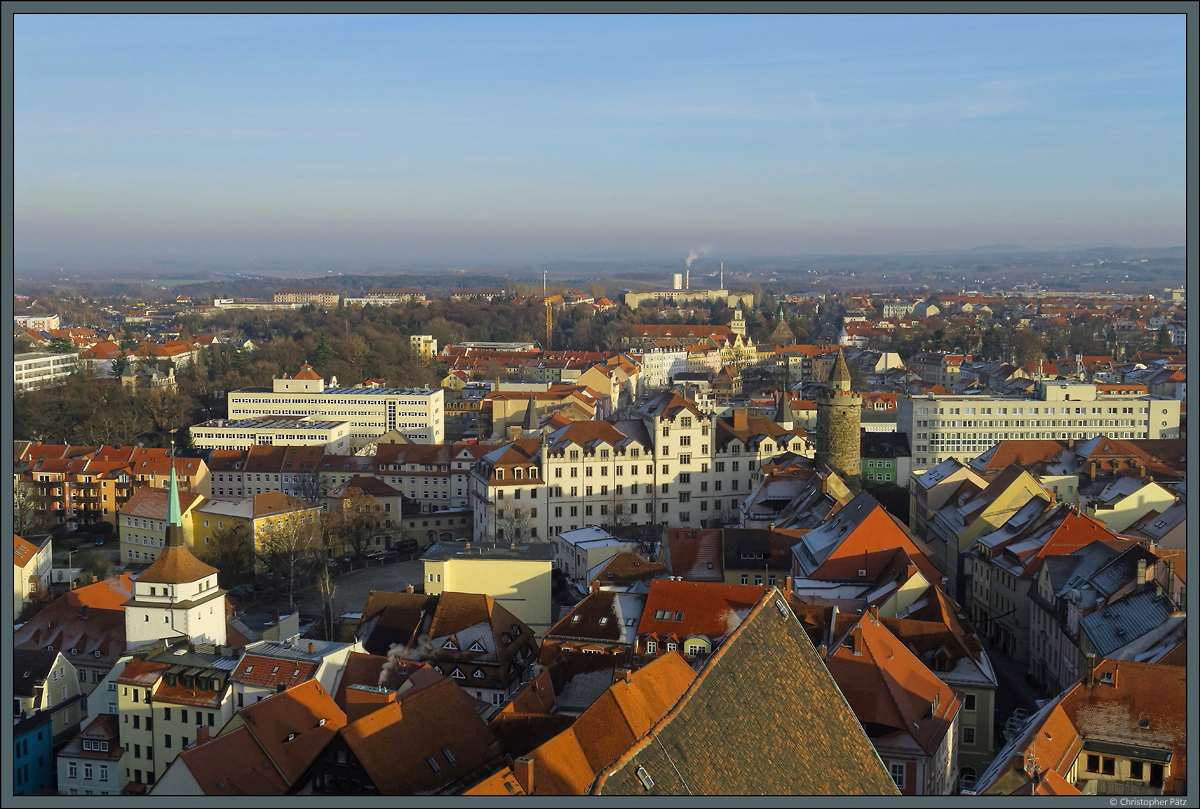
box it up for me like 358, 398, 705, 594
15, 14, 1186, 267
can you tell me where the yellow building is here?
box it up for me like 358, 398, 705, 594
118, 487, 206, 565
192, 493, 321, 558
420, 541, 555, 638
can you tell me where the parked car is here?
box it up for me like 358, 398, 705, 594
94, 537, 106, 546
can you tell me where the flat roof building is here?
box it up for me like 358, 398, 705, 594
227, 363, 444, 448
190, 416, 352, 453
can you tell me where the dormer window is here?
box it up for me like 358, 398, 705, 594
444, 639, 458, 651
468, 640, 486, 653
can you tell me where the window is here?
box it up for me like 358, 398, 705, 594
1086, 754, 1100, 773
1101, 757, 1115, 776
645, 641, 657, 654
963, 726, 975, 744
165, 735, 172, 749
890, 762, 906, 790
1129, 760, 1145, 780
964, 693, 976, 711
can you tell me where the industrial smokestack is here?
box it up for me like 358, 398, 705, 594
685, 267, 689, 290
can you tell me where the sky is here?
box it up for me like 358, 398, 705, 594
12, 12, 1188, 268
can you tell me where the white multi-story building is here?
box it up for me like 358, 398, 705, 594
226, 363, 444, 448
190, 416, 352, 453
14, 351, 81, 391
469, 390, 814, 543
14, 313, 61, 331
898, 380, 1181, 473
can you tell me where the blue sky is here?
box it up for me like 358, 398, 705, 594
13, 13, 1187, 266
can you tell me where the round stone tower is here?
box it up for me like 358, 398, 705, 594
816, 348, 861, 486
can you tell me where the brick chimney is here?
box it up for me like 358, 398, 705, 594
850, 625, 863, 656
512, 757, 535, 794
308, 641, 315, 655
733, 409, 748, 429
195, 725, 210, 746
1084, 652, 1096, 688
345, 685, 399, 724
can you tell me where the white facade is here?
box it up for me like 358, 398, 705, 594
190, 416, 352, 452
227, 373, 444, 447
470, 394, 813, 544
14, 351, 81, 391
552, 526, 638, 581
15, 313, 61, 331
899, 381, 1182, 472
124, 570, 227, 650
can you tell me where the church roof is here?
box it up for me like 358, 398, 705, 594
133, 543, 219, 584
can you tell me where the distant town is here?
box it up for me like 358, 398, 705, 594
12, 266, 1187, 796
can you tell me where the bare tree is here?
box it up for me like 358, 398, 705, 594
316, 564, 338, 642
255, 513, 323, 611
290, 470, 330, 505
199, 523, 255, 587
13, 479, 46, 535
323, 488, 384, 559
493, 506, 535, 546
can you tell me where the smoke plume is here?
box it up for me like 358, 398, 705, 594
685, 246, 712, 269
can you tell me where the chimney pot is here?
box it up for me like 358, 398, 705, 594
308, 641, 315, 655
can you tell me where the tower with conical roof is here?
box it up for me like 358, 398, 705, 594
816, 348, 861, 487
124, 465, 226, 649
520, 393, 540, 436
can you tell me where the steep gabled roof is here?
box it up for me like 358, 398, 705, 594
339, 677, 503, 795
637, 579, 764, 644
236, 680, 347, 786
595, 591, 898, 795
171, 726, 289, 794
824, 611, 961, 757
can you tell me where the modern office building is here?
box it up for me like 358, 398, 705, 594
226, 364, 444, 448
898, 380, 1181, 472
14, 351, 81, 391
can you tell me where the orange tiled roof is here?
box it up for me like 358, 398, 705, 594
174, 726, 290, 794
14, 534, 41, 569
134, 541, 218, 585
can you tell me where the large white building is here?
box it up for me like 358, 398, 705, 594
898, 380, 1181, 472
469, 389, 814, 543
190, 416, 352, 453
226, 363, 444, 448
14, 351, 80, 391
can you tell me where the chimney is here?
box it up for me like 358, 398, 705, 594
277, 682, 287, 693
850, 625, 863, 656
405, 585, 414, 594
1084, 653, 1096, 688
188, 641, 196, 653
344, 685, 399, 724
271, 608, 280, 625
308, 641, 315, 655
733, 409, 748, 429
590, 580, 601, 592
195, 725, 210, 747
817, 643, 828, 659
513, 757, 535, 794
827, 605, 839, 651
1136, 557, 1147, 589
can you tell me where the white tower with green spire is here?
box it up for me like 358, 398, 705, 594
123, 465, 226, 649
